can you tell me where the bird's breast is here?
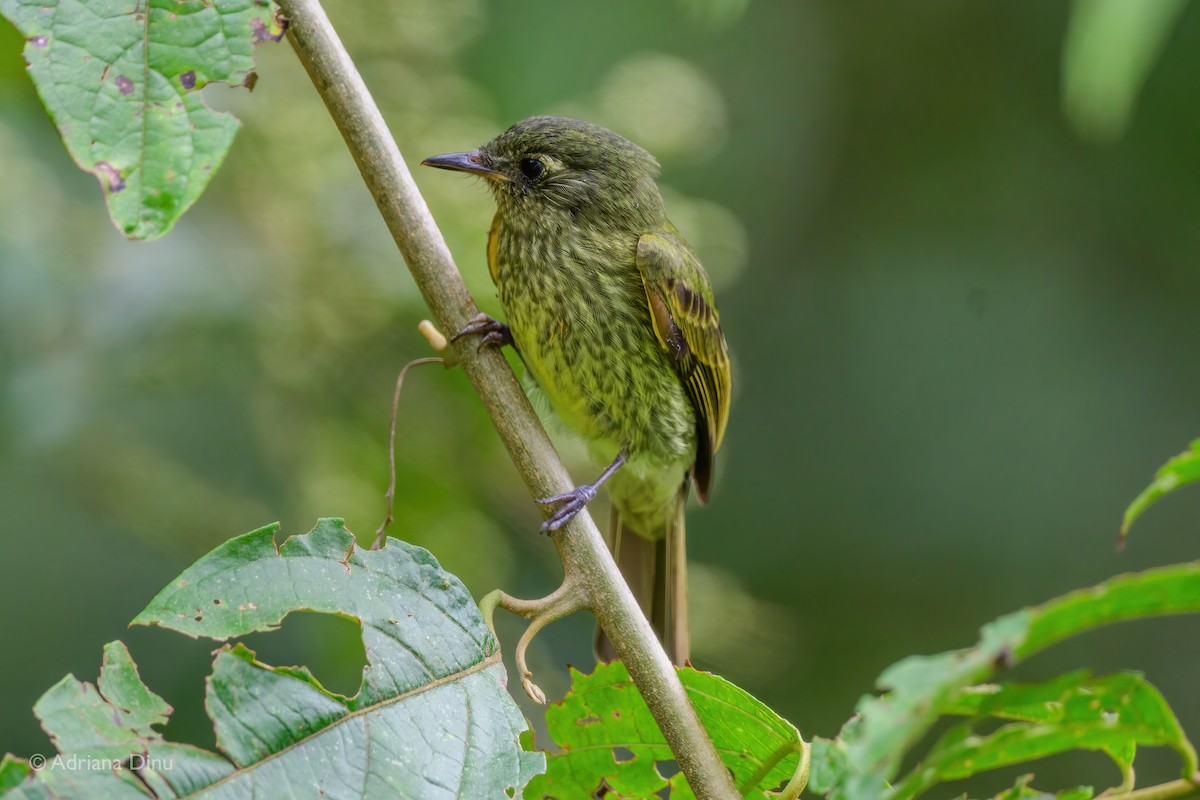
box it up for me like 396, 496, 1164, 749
491, 217, 695, 466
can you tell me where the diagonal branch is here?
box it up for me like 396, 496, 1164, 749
274, 0, 740, 797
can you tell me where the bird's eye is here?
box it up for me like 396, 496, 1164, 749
519, 157, 544, 180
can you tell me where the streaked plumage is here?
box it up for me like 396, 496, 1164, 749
423, 117, 731, 664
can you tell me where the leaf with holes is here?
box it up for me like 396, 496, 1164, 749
0, 0, 286, 240
890, 672, 1194, 798
525, 661, 806, 800
0, 519, 544, 799
813, 562, 1200, 799
1121, 439, 1200, 543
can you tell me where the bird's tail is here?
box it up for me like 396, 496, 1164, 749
594, 491, 689, 666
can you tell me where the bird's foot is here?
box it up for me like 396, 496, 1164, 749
536, 451, 627, 533
537, 484, 598, 533
451, 313, 512, 352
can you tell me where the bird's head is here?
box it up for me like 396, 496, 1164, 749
422, 116, 663, 223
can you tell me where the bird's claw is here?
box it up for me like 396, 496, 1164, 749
537, 485, 598, 532
451, 313, 512, 352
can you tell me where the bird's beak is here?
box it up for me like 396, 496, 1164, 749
420, 150, 505, 180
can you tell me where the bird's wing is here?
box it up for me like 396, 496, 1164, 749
635, 229, 731, 503
486, 212, 502, 284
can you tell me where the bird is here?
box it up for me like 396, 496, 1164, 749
422, 117, 730, 665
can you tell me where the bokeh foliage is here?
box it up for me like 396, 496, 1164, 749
3, 0, 1200, 797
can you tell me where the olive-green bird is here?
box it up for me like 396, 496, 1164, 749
423, 117, 730, 665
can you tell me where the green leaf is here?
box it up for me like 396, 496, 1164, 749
1062, 0, 1187, 143
524, 661, 807, 800
817, 562, 1200, 799
0, 758, 32, 793
1020, 561, 1200, 659
808, 733, 887, 799
1121, 439, 1200, 542
3, 520, 544, 799
8, 641, 234, 799
0, 0, 286, 240
988, 774, 1093, 800
1055, 791, 1093, 800
893, 672, 1191, 798
838, 611, 1032, 796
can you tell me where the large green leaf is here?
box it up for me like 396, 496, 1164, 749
0, 0, 285, 240
1120, 439, 1200, 543
524, 661, 807, 800
1, 519, 544, 799
893, 672, 1192, 798
814, 562, 1200, 799
1020, 561, 1200, 657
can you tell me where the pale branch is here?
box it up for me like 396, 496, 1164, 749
479, 585, 589, 705
275, 0, 741, 796
1116, 779, 1200, 800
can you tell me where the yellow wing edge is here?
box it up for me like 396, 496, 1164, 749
636, 231, 732, 502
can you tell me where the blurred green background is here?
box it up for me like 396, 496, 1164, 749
2, 1, 1199, 795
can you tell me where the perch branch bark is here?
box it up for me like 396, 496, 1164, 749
276, 1, 740, 796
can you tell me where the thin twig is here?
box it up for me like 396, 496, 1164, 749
479, 584, 589, 704
275, 1, 740, 797
372, 356, 444, 550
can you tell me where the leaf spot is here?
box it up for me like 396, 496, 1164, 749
179, 70, 196, 90
115, 75, 134, 95
991, 645, 1013, 669
93, 161, 125, 193
28, 35, 47, 48
250, 16, 286, 43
